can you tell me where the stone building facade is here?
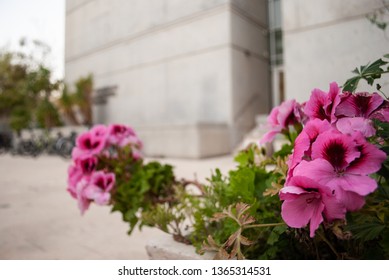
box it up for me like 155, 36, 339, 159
65, 0, 270, 158
65, 0, 388, 158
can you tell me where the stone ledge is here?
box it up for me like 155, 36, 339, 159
146, 232, 214, 260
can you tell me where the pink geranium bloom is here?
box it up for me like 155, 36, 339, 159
280, 176, 346, 237
293, 131, 386, 211
336, 92, 384, 118
90, 124, 109, 139
84, 171, 115, 206
75, 178, 92, 214
370, 101, 389, 122
336, 117, 376, 137
67, 156, 97, 200
67, 165, 83, 199
108, 124, 136, 146
75, 155, 98, 175
287, 119, 332, 181
75, 171, 115, 214
260, 100, 304, 143
335, 92, 385, 137
74, 129, 107, 158
304, 82, 341, 123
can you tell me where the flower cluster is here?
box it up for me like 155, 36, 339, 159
67, 124, 142, 214
262, 82, 388, 237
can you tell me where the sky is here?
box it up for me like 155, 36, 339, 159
0, 0, 65, 80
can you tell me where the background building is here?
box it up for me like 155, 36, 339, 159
65, 0, 270, 158
282, 0, 389, 102
65, 0, 389, 158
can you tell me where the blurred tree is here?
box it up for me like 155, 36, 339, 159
57, 85, 80, 125
74, 74, 93, 126
0, 39, 62, 132
57, 74, 94, 126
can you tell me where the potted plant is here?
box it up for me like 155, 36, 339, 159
66, 55, 389, 259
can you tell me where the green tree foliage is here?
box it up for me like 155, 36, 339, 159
0, 40, 62, 132
57, 74, 94, 126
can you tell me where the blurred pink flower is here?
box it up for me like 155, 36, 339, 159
260, 100, 304, 143
304, 82, 341, 123
108, 124, 136, 146
90, 124, 109, 139
75, 128, 107, 157
84, 171, 115, 206
67, 165, 83, 199
75, 171, 115, 214
77, 155, 98, 175
280, 176, 346, 237
75, 178, 92, 214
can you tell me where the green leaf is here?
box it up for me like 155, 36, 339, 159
343, 56, 389, 92
234, 148, 254, 167
229, 167, 255, 202
273, 144, 293, 158
347, 222, 386, 241
266, 225, 287, 245
343, 76, 361, 92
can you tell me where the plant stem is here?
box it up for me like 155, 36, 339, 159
317, 230, 340, 259
244, 222, 285, 229
378, 88, 388, 100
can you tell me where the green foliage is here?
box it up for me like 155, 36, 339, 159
99, 150, 177, 234
367, 8, 388, 31
187, 145, 288, 259
36, 98, 62, 128
343, 55, 389, 93
57, 75, 94, 126
76, 53, 389, 260
0, 40, 62, 132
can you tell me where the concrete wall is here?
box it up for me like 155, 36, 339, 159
282, 0, 389, 102
65, 0, 270, 158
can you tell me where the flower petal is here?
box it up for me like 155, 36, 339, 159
322, 194, 346, 221
293, 159, 336, 186
309, 200, 325, 238
311, 131, 360, 170
336, 117, 376, 138
281, 193, 322, 229
347, 134, 387, 175
337, 173, 378, 196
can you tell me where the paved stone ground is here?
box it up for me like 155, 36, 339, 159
0, 154, 235, 259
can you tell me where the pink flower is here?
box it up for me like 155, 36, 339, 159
74, 126, 108, 158
304, 82, 341, 123
287, 119, 332, 181
280, 176, 346, 237
370, 101, 389, 122
293, 131, 386, 211
76, 171, 115, 214
90, 124, 109, 139
75, 178, 91, 214
336, 92, 384, 119
336, 117, 376, 138
76, 155, 98, 175
84, 171, 115, 205
67, 165, 83, 199
108, 124, 136, 146
335, 92, 385, 137
260, 100, 305, 143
